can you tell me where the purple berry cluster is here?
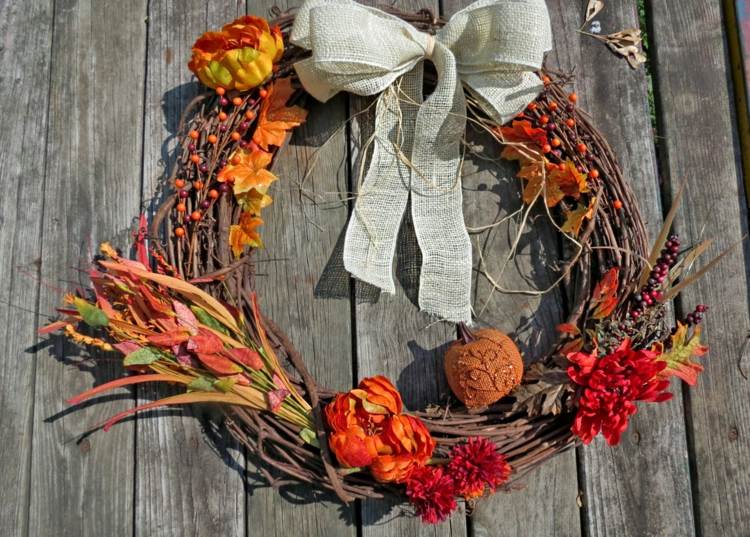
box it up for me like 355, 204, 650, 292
685, 304, 708, 326
630, 234, 681, 319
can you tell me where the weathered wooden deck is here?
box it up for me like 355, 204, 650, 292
1, 1, 749, 536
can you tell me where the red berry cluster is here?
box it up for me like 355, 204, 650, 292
631, 234, 680, 319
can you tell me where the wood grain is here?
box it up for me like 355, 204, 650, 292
29, 0, 147, 535
650, 1, 750, 534
0, 1, 54, 536
137, 2, 246, 536
547, 2, 698, 536
245, 1, 356, 532
349, 0, 467, 535
439, 0, 583, 535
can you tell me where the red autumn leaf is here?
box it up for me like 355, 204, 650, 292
589, 268, 619, 319
147, 329, 191, 348
498, 120, 548, 147
187, 327, 225, 354
268, 386, 290, 412
194, 352, 243, 376
557, 323, 581, 336
225, 347, 263, 370
173, 300, 199, 335
113, 341, 142, 355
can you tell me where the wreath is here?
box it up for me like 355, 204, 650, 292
44, 0, 722, 525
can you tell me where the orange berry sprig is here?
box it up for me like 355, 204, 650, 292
172, 84, 269, 239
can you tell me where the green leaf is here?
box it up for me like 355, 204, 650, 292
213, 377, 237, 393
73, 297, 109, 327
188, 376, 216, 392
123, 347, 160, 366
190, 306, 230, 335
299, 427, 320, 447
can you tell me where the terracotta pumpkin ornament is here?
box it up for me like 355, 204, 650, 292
444, 324, 524, 409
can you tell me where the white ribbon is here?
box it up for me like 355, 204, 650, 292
291, 0, 552, 323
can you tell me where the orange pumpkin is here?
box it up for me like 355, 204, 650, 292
444, 325, 524, 408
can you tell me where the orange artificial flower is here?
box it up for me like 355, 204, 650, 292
188, 16, 283, 91
325, 376, 435, 483
229, 211, 264, 257
369, 414, 435, 483
252, 78, 308, 150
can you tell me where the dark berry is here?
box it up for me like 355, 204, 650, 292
219, 97, 229, 106
178, 190, 188, 199
199, 164, 209, 174
200, 200, 210, 209
218, 183, 230, 193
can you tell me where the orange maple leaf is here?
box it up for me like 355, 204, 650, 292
588, 267, 619, 320
519, 159, 589, 208
229, 211, 264, 258
561, 196, 597, 237
498, 121, 548, 163
218, 146, 277, 193
252, 77, 308, 150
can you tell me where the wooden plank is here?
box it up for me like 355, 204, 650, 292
349, 1, 466, 535
137, 3, 246, 537
29, 0, 147, 535
242, 3, 357, 534
245, 93, 357, 536
649, 1, 750, 534
547, 3, 699, 537
436, 1, 583, 536
0, 1, 54, 536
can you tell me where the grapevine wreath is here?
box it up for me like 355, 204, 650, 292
44, 0, 724, 525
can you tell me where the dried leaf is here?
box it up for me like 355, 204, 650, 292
67, 373, 185, 405
585, 0, 604, 23
187, 376, 216, 392
511, 363, 571, 417
589, 267, 619, 319
173, 300, 199, 335
600, 28, 647, 69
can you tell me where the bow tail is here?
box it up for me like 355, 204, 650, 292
343, 66, 424, 293
410, 44, 473, 323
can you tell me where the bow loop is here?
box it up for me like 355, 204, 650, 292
290, 0, 551, 322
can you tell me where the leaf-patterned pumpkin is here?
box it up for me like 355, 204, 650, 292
444, 326, 524, 408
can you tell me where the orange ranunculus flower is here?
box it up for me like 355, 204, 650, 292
188, 16, 284, 91
370, 415, 435, 483
325, 377, 435, 483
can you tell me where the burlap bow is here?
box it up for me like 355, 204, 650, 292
291, 0, 552, 323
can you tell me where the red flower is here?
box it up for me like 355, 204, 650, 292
405, 466, 458, 524
448, 437, 511, 498
568, 339, 673, 446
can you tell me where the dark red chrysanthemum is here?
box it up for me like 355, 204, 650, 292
447, 437, 511, 498
404, 466, 458, 524
568, 339, 672, 446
